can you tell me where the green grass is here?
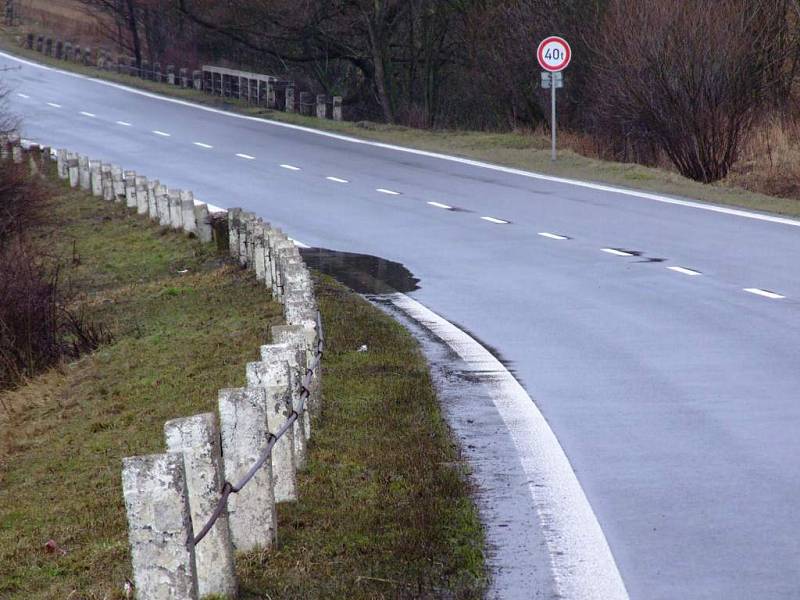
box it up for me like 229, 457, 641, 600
0, 172, 485, 599
2, 26, 798, 219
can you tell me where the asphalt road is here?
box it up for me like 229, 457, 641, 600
4, 56, 800, 599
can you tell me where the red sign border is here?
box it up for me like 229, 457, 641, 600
537, 36, 571, 72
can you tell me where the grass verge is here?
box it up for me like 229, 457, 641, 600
1, 26, 799, 219
0, 171, 485, 598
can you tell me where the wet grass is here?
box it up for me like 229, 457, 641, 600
0, 171, 485, 598
1, 27, 798, 219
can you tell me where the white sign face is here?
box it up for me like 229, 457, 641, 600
537, 36, 571, 72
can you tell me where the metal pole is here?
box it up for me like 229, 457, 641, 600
551, 79, 557, 161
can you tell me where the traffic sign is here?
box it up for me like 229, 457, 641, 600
541, 71, 564, 89
537, 36, 571, 72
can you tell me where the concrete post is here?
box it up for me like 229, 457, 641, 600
135, 175, 149, 215
90, 160, 103, 197
245, 361, 297, 501
101, 164, 114, 202
273, 323, 320, 430
261, 339, 310, 469
141, 59, 150, 79
180, 68, 189, 88
228, 209, 242, 260
124, 171, 137, 208
253, 224, 268, 284
193, 203, 213, 243
111, 166, 125, 202
333, 96, 343, 121
64, 42, 72, 60
193, 70, 202, 91
26, 33, 33, 49
240, 212, 257, 267
168, 189, 184, 230
154, 62, 162, 82
35, 35, 43, 52
267, 78, 276, 108
121, 453, 199, 600
56, 149, 68, 179
68, 157, 79, 187
55, 40, 63, 59
167, 65, 175, 85
316, 95, 327, 119
78, 156, 91, 190
146, 179, 158, 219
218, 387, 277, 551
164, 414, 238, 599
299, 92, 312, 116
285, 83, 295, 113
156, 185, 170, 226
180, 190, 197, 235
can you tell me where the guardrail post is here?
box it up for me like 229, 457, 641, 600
273, 323, 320, 433
78, 155, 90, 190
135, 175, 149, 215
122, 453, 199, 600
180, 190, 197, 235
180, 67, 189, 88
194, 203, 213, 243
168, 189, 184, 229
316, 94, 327, 119
101, 164, 114, 201
124, 170, 137, 208
165, 414, 238, 599
218, 387, 277, 551
90, 160, 103, 197
333, 96, 343, 121
246, 360, 297, 501
156, 184, 170, 225
55, 40, 63, 59
146, 179, 158, 218
192, 70, 202, 91
67, 156, 79, 187
111, 166, 124, 202
285, 83, 295, 113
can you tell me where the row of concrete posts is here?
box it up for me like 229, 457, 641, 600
22, 31, 345, 120
44, 141, 322, 599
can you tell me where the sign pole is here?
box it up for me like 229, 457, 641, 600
551, 79, 557, 162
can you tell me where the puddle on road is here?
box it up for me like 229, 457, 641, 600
300, 247, 420, 294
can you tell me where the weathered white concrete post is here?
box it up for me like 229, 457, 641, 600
246, 361, 297, 502
121, 452, 199, 600
316, 94, 327, 119
156, 184, 170, 226
168, 189, 184, 230
273, 323, 320, 434
101, 164, 114, 201
253, 224, 268, 284
285, 83, 295, 113
124, 171, 137, 208
333, 96, 343, 121
135, 175, 149, 215
218, 387, 277, 551
110, 166, 124, 202
56, 149, 68, 179
89, 160, 103, 197
228, 209, 242, 260
68, 157, 80, 188
164, 414, 238, 599
180, 190, 197, 235
146, 179, 159, 219
193, 203, 213, 243
260, 340, 309, 469
78, 155, 91, 190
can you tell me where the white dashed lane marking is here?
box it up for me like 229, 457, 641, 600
539, 232, 569, 240
116, 120, 132, 127
428, 201, 453, 210
376, 188, 401, 195
46, 102, 61, 108
481, 216, 510, 224
194, 142, 213, 149
280, 164, 300, 171
602, 248, 634, 257
236, 153, 256, 160
153, 130, 171, 137
16, 93, 29, 99
79, 111, 96, 117
744, 288, 785, 299
326, 176, 349, 183
668, 266, 702, 276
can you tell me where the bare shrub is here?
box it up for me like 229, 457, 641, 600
0, 162, 46, 247
588, 0, 791, 183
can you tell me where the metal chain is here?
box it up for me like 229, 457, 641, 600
193, 311, 324, 546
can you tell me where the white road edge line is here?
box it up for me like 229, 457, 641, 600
3, 48, 793, 231
116, 120, 132, 127
79, 111, 96, 117
236, 153, 256, 160
428, 201, 453, 210
481, 216, 509, 224
539, 232, 568, 240
384, 293, 630, 600
152, 130, 171, 137
280, 164, 300, 171
743, 288, 785, 299
16, 93, 29, 98
46, 102, 61, 108
602, 248, 633, 257
668, 266, 701, 276
326, 176, 349, 183
376, 188, 401, 195
194, 142, 213, 149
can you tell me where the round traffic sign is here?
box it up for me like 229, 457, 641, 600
537, 36, 571, 72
